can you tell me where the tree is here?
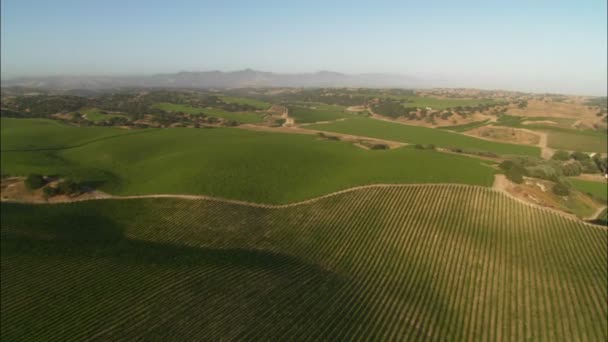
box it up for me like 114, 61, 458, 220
570, 151, 590, 161
552, 182, 570, 196
57, 179, 80, 195
551, 150, 570, 161
499, 160, 526, 184
25, 174, 45, 189
561, 162, 582, 176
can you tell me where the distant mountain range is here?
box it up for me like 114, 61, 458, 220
1, 69, 426, 90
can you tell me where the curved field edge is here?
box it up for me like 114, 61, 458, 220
1, 125, 496, 203
2, 185, 607, 340
308, 117, 541, 156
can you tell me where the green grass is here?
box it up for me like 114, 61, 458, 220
154, 102, 265, 123
81, 108, 125, 122
438, 119, 491, 132
219, 95, 272, 110
2, 185, 606, 340
496, 114, 607, 153
0, 118, 142, 151
361, 94, 494, 109
1, 125, 495, 203
288, 103, 353, 123
202, 108, 266, 123
570, 178, 608, 202
545, 130, 607, 153
309, 117, 540, 156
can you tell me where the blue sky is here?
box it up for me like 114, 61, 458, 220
1, 0, 606, 95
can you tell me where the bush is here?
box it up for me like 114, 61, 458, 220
43, 186, 59, 198
425, 144, 436, 150
552, 182, 570, 196
414, 144, 425, 149
570, 151, 590, 161
561, 162, 582, 176
499, 160, 526, 184
25, 174, 45, 190
505, 168, 524, 183
370, 144, 389, 150
57, 179, 81, 196
551, 150, 570, 161
580, 159, 600, 173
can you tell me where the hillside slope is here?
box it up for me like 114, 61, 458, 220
2, 185, 606, 340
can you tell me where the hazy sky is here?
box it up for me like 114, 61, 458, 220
1, 0, 606, 95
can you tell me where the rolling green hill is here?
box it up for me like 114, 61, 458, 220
2, 185, 606, 340
309, 117, 540, 156
0, 118, 143, 151
288, 103, 353, 123
153, 103, 265, 123
1, 120, 494, 203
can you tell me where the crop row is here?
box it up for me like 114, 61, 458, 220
1, 185, 606, 340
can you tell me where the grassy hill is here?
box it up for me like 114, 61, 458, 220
2, 185, 606, 340
0, 118, 142, 151
288, 103, 353, 123
309, 117, 540, 156
153, 103, 265, 123
1, 120, 495, 203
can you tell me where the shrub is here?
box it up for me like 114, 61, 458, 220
570, 151, 590, 161
425, 144, 436, 150
500, 160, 526, 184
370, 144, 389, 150
57, 179, 81, 196
505, 168, 524, 183
25, 174, 45, 190
552, 182, 570, 196
551, 150, 570, 161
43, 186, 59, 198
414, 144, 425, 149
561, 162, 582, 176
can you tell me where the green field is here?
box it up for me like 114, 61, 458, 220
288, 103, 353, 123
496, 115, 607, 153
1, 120, 495, 203
570, 178, 608, 202
546, 130, 607, 153
309, 117, 540, 156
362, 94, 494, 109
438, 119, 491, 132
154, 103, 265, 123
219, 95, 272, 110
0, 118, 143, 151
2, 185, 606, 340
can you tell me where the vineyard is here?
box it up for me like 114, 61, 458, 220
2, 185, 606, 340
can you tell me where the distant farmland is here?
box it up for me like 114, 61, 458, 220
153, 103, 265, 123
1, 119, 495, 203
2, 185, 606, 340
309, 117, 540, 156
288, 103, 353, 123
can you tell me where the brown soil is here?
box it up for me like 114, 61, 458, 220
465, 126, 541, 145
521, 120, 558, 125
507, 99, 598, 119
1, 177, 111, 203
370, 110, 494, 129
237, 124, 405, 149
491, 175, 602, 219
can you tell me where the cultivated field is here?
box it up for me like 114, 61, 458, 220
219, 95, 272, 110
288, 103, 353, 123
2, 185, 606, 340
153, 102, 265, 123
309, 117, 540, 156
1, 119, 495, 203
0, 118, 142, 151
